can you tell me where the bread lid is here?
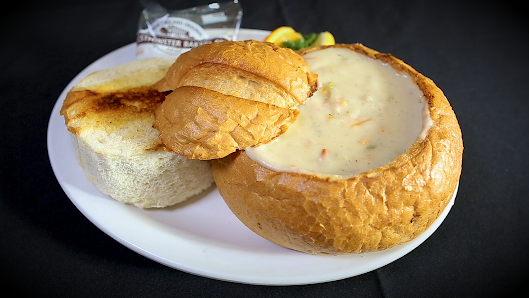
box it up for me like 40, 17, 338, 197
155, 40, 318, 108
154, 86, 299, 160
153, 40, 318, 159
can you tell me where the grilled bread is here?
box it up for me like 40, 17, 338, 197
60, 58, 214, 208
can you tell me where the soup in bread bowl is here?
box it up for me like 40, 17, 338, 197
212, 44, 463, 254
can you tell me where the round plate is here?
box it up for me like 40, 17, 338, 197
47, 29, 457, 286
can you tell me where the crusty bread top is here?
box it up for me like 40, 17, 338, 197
154, 40, 318, 108
151, 41, 316, 160
60, 58, 174, 154
154, 86, 299, 160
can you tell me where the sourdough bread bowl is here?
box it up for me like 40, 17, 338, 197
60, 58, 214, 208
212, 44, 463, 254
153, 40, 318, 160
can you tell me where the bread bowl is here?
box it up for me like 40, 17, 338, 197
153, 40, 318, 160
212, 44, 463, 254
60, 58, 214, 208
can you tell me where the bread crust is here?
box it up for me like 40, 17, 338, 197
153, 40, 317, 159
61, 58, 174, 143
154, 86, 299, 160
212, 44, 463, 254
155, 40, 318, 108
61, 87, 168, 147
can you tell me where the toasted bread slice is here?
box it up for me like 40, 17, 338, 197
60, 58, 214, 208
155, 40, 318, 109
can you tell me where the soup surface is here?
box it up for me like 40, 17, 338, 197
245, 47, 430, 178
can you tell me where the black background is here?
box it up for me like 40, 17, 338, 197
1, 0, 528, 297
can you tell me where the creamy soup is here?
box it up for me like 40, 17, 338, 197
245, 47, 431, 178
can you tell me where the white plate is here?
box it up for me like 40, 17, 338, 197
47, 29, 457, 286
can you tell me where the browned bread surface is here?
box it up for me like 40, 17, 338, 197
212, 44, 463, 254
59, 58, 215, 208
62, 87, 167, 147
155, 40, 318, 108
61, 58, 173, 144
153, 40, 317, 159
154, 86, 299, 160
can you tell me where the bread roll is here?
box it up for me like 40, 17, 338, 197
155, 40, 318, 108
154, 86, 299, 160
212, 44, 463, 254
60, 58, 214, 208
153, 40, 318, 160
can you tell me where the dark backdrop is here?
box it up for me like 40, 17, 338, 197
1, 0, 528, 297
